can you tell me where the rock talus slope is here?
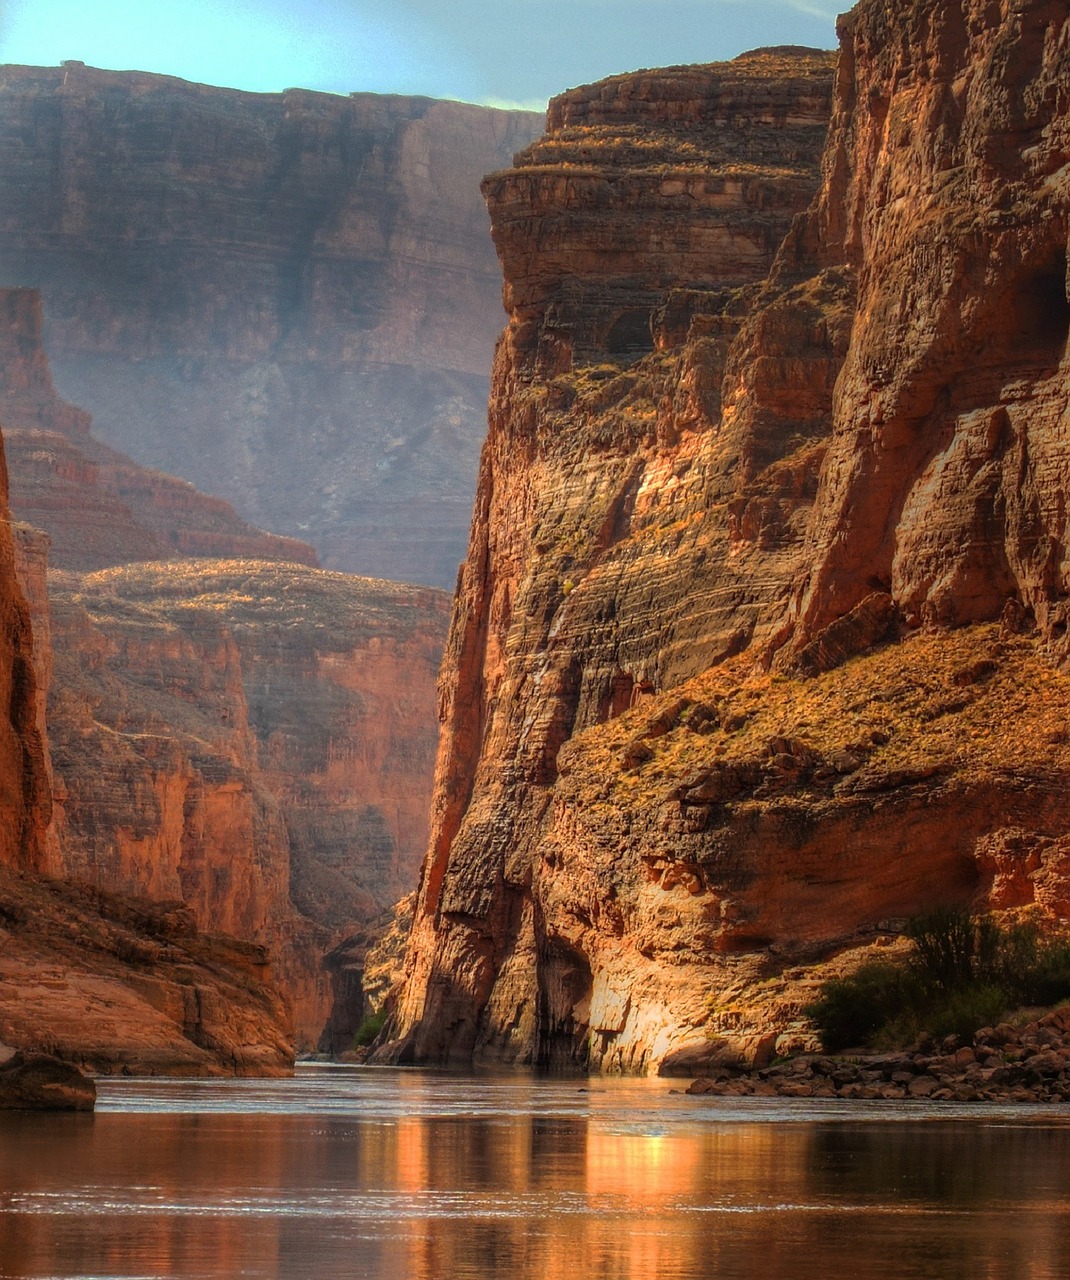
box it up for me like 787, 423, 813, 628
385, 10, 1070, 1073
0, 66, 542, 586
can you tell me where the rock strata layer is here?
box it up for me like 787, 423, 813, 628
0, 287, 317, 569
385, 9, 1070, 1074
0, 65, 542, 586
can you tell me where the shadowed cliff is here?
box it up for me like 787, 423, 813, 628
384, 9, 1070, 1074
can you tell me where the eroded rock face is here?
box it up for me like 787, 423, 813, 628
0, 65, 542, 586
386, 11, 1070, 1073
0, 287, 317, 570
386, 48, 839, 1067
778, 0, 1070, 654
45, 560, 449, 1045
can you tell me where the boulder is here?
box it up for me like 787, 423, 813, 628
0, 1051, 96, 1111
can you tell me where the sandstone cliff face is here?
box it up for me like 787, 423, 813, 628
387, 14, 1070, 1073
46, 560, 449, 1045
0, 287, 317, 570
0, 443, 50, 876
0, 66, 542, 587
387, 48, 840, 1066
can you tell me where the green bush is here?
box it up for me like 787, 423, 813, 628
353, 1007, 388, 1048
806, 908, 1070, 1052
804, 960, 915, 1052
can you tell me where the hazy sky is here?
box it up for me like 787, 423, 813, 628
0, 0, 840, 109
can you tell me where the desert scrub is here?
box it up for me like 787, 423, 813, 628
353, 1007, 388, 1048
806, 908, 1070, 1052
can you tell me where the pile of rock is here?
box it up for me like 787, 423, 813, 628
687, 1006, 1070, 1103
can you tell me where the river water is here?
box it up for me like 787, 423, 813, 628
0, 1066, 1068, 1279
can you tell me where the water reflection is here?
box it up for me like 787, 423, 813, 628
0, 1069, 1068, 1279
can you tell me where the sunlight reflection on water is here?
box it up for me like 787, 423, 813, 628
1, 1067, 1069, 1280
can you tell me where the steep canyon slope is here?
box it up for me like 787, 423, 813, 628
0, 430, 295, 1075
0, 65, 542, 587
386, 9, 1070, 1074
0, 290, 451, 1053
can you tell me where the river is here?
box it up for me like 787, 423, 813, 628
0, 1066, 1068, 1279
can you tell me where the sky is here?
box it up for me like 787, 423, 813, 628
0, 0, 840, 110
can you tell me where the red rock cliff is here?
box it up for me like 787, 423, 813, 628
0, 66, 542, 587
0, 287, 317, 570
385, 48, 839, 1066
385, 11, 1070, 1074
45, 560, 449, 1046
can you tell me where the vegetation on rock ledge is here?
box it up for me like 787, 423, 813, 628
806, 908, 1070, 1052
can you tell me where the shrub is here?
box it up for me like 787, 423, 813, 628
806, 908, 1070, 1052
804, 960, 915, 1053
353, 1007, 388, 1048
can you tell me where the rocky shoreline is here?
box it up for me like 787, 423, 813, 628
687, 1006, 1070, 1104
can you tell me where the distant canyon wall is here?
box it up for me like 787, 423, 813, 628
0, 409, 296, 1075
0, 286, 451, 1053
45, 560, 449, 1045
385, 6, 1070, 1074
0, 64, 543, 587
0, 287, 317, 569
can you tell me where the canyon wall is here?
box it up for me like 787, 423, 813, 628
44, 560, 449, 1045
385, 10, 1070, 1073
0, 65, 542, 587
0, 422, 295, 1075
0, 287, 451, 1051
0, 287, 317, 569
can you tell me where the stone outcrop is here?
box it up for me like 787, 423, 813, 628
0, 870, 293, 1075
0, 65, 542, 586
0, 1051, 96, 1109
384, 10, 1070, 1074
45, 559, 449, 1045
0, 287, 317, 570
